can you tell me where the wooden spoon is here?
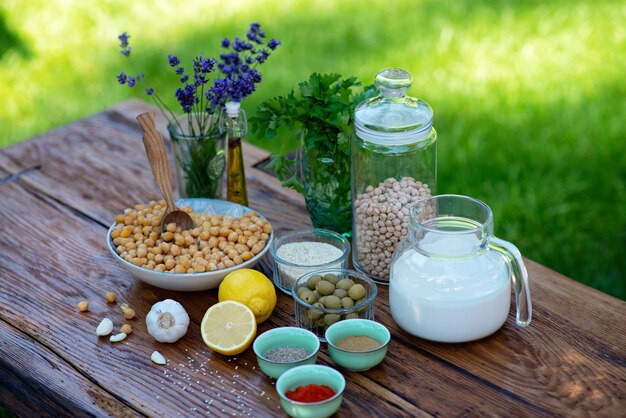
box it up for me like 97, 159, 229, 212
136, 112, 196, 233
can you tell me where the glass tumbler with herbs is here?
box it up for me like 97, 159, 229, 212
251, 73, 376, 235
115, 24, 281, 199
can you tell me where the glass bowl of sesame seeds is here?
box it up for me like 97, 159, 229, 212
269, 229, 350, 294
253, 327, 320, 379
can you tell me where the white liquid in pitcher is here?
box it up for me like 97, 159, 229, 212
390, 232, 511, 343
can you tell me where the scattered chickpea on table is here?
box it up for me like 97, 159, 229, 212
110, 200, 272, 274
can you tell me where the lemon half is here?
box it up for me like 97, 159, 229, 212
201, 301, 257, 356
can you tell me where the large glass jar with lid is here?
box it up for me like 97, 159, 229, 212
351, 68, 437, 284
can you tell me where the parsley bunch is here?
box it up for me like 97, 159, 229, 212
251, 73, 375, 232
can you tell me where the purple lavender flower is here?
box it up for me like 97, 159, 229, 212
175, 84, 197, 113
211, 23, 280, 106
256, 49, 270, 64
206, 78, 234, 109
117, 71, 128, 85
233, 37, 254, 52
192, 55, 216, 86
168, 54, 180, 67
116, 22, 280, 120
268, 38, 281, 50
118, 32, 130, 48
246, 22, 265, 44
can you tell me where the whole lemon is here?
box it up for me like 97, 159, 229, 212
218, 269, 277, 324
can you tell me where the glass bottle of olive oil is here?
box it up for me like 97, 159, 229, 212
220, 101, 249, 206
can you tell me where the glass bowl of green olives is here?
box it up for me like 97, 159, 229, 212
292, 268, 378, 341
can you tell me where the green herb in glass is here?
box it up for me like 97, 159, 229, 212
250, 73, 376, 235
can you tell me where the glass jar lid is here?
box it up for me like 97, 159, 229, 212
354, 68, 433, 146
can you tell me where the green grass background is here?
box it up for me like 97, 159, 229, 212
1, 0, 624, 300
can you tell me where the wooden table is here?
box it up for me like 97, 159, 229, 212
1, 100, 624, 418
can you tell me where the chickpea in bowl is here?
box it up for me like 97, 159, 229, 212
106, 198, 273, 291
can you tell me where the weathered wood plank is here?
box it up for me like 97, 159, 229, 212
0, 319, 142, 418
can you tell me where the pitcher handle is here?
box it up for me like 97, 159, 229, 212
488, 237, 532, 327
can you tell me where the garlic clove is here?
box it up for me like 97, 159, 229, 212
151, 351, 167, 365
109, 332, 127, 343
96, 318, 113, 336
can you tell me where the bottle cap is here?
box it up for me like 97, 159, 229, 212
225, 101, 241, 118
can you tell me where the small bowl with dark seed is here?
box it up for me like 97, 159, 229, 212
292, 268, 377, 341
253, 327, 320, 379
325, 319, 390, 372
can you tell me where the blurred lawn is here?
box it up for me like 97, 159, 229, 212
1, 0, 624, 300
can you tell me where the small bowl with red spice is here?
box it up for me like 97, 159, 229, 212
325, 318, 390, 372
276, 365, 345, 418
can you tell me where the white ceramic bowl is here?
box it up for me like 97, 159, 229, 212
106, 198, 272, 291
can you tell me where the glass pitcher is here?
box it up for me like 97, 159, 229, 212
389, 194, 532, 343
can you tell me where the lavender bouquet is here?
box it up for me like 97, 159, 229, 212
116, 23, 280, 198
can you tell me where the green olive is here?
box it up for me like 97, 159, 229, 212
300, 290, 316, 304
341, 297, 354, 308
296, 286, 309, 298
307, 303, 324, 320
312, 290, 321, 300
348, 283, 366, 300
322, 295, 342, 309
345, 312, 359, 320
333, 288, 348, 299
336, 278, 355, 290
323, 314, 341, 326
323, 274, 340, 285
318, 296, 327, 306
316, 280, 335, 296
307, 274, 323, 290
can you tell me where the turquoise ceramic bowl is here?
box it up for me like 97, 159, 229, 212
325, 319, 390, 372
253, 327, 320, 379
276, 365, 345, 418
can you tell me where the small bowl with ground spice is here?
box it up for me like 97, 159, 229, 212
292, 268, 377, 341
253, 327, 320, 379
325, 319, 390, 372
270, 229, 350, 294
276, 365, 345, 418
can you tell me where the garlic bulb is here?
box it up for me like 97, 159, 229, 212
146, 299, 189, 343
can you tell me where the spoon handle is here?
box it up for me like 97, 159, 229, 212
136, 112, 177, 212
